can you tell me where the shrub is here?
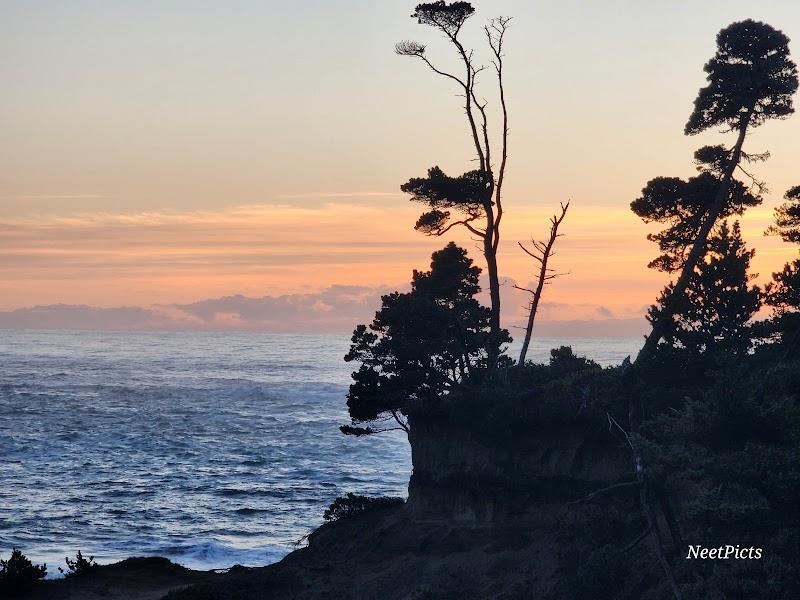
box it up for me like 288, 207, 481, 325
323, 493, 404, 522
0, 548, 47, 595
59, 550, 98, 578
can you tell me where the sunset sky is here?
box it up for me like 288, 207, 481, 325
2, 1, 800, 333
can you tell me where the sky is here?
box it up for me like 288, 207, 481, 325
2, 1, 800, 333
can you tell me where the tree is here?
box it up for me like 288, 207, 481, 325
59, 551, 98, 578
767, 184, 800, 243
648, 221, 760, 357
0, 549, 47, 595
397, 2, 511, 366
636, 20, 797, 365
624, 23, 798, 589
765, 260, 800, 356
765, 185, 800, 355
631, 147, 761, 274
343, 243, 507, 435
515, 202, 569, 364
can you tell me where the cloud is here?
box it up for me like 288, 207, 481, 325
274, 191, 404, 199
0, 202, 440, 309
526, 318, 647, 338
17, 194, 108, 200
0, 285, 649, 337
4, 201, 792, 322
596, 305, 615, 318
0, 304, 177, 330
0, 285, 399, 333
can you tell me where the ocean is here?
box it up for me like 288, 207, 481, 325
0, 330, 641, 572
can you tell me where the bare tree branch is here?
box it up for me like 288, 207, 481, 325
391, 410, 410, 435
567, 480, 641, 506
517, 201, 569, 364
486, 17, 511, 253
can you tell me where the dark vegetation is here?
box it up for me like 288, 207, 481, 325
338, 5, 800, 599
0, 549, 46, 596
322, 493, 405, 523
59, 550, 98, 578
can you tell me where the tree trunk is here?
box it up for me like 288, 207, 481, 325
484, 215, 502, 369
635, 112, 753, 365
518, 290, 538, 365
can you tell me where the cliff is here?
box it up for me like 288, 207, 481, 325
159, 406, 658, 600
406, 412, 631, 523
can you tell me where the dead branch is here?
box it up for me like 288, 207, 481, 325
485, 17, 511, 253
391, 409, 410, 435
567, 480, 641, 506
516, 201, 569, 364
622, 528, 651, 552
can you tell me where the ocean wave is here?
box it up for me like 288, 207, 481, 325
156, 541, 289, 570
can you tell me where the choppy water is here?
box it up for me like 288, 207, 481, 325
0, 330, 640, 572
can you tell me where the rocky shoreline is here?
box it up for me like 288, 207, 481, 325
23, 414, 654, 600
29, 503, 567, 600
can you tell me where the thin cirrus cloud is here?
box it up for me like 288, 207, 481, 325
274, 191, 406, 199
0, 202, 446, 310
14, 194, 108, 200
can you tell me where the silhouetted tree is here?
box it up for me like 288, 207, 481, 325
649, 221, 760, 357
343, 243, 508, 435
515, 202, 569, 364
631, 148, 761, 274
547, 345, 598, 377
624, 24, 797, 592
765, 185, 800, 354
636, 20, 797, 365
767, 184, 800, 243
0, 549, 46, 595
765, 261, 800, 356
59, 551, 97, 578
397, 3, 511, 366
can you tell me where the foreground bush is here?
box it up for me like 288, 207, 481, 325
0, 548, 47, 595
323, 493, 404, 522
59, 550, 98, 578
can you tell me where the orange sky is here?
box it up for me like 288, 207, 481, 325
2, 1, 800, 330
1, 201, 796, 327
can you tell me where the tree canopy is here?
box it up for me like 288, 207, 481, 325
685, 19, 798, 135
631, 148, 761, 273
768, 185, 800, 244
343, 243, 507, 430
411, 1, 475, 36
764, 184, 800, 354
636, 20, 797, 366
648, 221, 760, 356
402, 166, 491, 236
767, 259, 800, 313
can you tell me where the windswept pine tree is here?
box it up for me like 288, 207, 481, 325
396, 2, 511, 366
636, 20, 798, 364
632, 147, 761, 274
624, 23, 796, 597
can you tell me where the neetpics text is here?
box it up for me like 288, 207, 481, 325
686, 545, 762, 560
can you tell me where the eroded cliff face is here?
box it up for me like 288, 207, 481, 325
406, 414, 631, 523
